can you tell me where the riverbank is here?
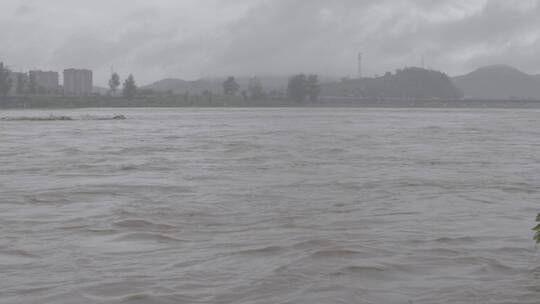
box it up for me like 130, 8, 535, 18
2, 95, 540, 109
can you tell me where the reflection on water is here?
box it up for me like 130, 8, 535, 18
1, 108, 540, 304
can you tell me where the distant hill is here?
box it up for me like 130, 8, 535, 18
143, 78, 220, 95
453, 65, 540, 100
143, 77, 286, 95
144, 75, 338, 95
322, 67, 463, 100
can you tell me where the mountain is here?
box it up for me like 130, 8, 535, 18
322, 67, 463, 100
453, 65, 540, 100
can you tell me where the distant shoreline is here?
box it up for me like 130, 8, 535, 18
2, 96, 540, 109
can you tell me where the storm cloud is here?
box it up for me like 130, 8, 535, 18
1, 0, 539, 85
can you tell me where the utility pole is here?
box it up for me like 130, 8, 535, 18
358, 52, 363, 79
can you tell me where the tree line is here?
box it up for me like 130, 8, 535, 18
108, 72, 137, 100
110, 72, 321, 103
221, 74, 320, 103
0, 62, 14, 96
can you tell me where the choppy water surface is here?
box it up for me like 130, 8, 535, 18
1, 108, 540, 304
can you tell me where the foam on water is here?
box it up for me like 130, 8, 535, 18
1, 108, 540, 304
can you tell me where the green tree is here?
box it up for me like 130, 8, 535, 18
223, 76, 240, 95
287, 74, 308, 103
533, 214, 540, 244
307, 74, 321, 102
16, 73, 28, 95
109, 72, 121, 96
0, 62, 13, 97
123, 74, 137, 100
28, 73, 37, 94
248, 77, 264, 101
202, 90, 213, 103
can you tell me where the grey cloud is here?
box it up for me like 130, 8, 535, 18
370, 0, 540, 73
1, 0, 540, 85
14, 5, 36, 16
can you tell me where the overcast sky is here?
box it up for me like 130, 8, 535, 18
1, 0, 540, 85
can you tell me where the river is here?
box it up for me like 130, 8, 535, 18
1, 108, 539, 303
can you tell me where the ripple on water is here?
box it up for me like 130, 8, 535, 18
310, 249, 367, 259
235, 246, 287, 257
332, 265, 388, 279
0, 249, 36, 266
83, 232, 182, 254
113, 219, 178, 231
2, 109, 540, 304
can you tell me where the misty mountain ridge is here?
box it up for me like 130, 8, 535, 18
322, 67, 463, 100
453, 64, 540, 100
144, 68, 463, 100
141, 65, 540, 101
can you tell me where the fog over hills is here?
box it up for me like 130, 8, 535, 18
144, 79, 222, 95
453, 65, 540, 100
144, 76, 338, 95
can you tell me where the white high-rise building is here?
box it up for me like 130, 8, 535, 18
8, 72, 27, 96
64, 69, 93, 96
29, 70, 60, 93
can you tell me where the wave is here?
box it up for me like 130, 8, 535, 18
112, 232, 184, 243
1, 114, 126, 121
1, 249, 36, 258
235, 246, 286, 256
119, 164, 139, 171
332, 265, 387, 278
1, 115, 73, 121
116, 293, 197, 304
292, 239, 338, 250
310, 249, 365, 259
81, 115, 127, 120
113, 219, 177, 230
0, 249, 37, 266
433, 236, 477, 244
